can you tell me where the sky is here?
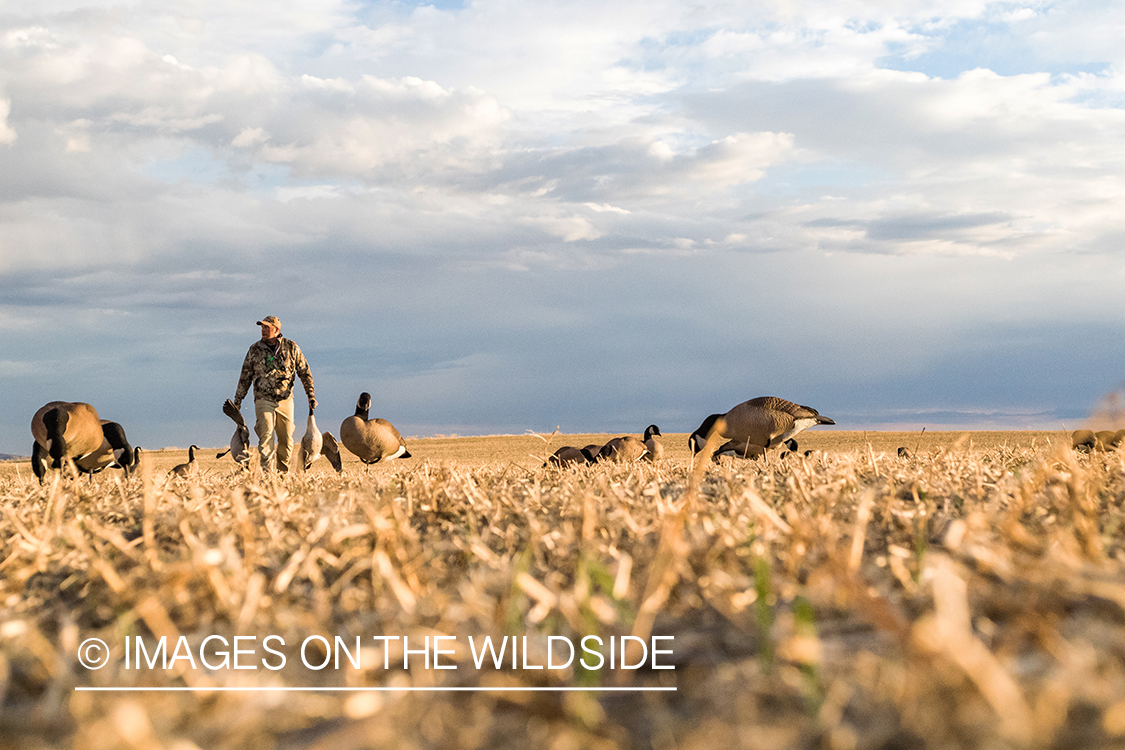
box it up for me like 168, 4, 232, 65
2, 0, 1125, 453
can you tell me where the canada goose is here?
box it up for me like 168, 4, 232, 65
582, 444, 603, 458
642, 425, 664, 462
171, 445, 200, 477
321, 432, 343, 472
1096, 430, 1123, 451
688, 414, 724, 454
692, 397, 834, 456
30, 401, 133, 483
546, 446, 598, 467
597, 435, 649, 463
712, 439, 766, 461
340, 392, 412, 464
298, 408, 324, 471
897, 446, 913, 458
216, 399, 251, 467
1072, 429, 1097, 452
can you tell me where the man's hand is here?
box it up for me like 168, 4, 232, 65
232, 398, 242, 410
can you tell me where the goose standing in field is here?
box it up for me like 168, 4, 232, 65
642, 425, 664, 462
691, 397, 834, 456
340, 392, 412, 464
171, 445, 200, 477
216, 399, 251, 468
30, 401, 134, 483
298, 407, 324, 471
597, 435, 649, 463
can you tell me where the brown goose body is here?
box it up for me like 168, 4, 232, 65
298, 411, 324, 471
339, 392, 411, 464
31, 401, 133, 481
546, 445, 598, 467
695, 397, 834, 455
597, 435, 648, 463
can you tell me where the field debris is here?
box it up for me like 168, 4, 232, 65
3, 435, 1125, 748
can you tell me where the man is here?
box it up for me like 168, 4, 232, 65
232, 316, 317, 473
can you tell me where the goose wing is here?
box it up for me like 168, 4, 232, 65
223, 399, 247, 430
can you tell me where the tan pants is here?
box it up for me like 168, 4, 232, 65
254, 397, 295, 472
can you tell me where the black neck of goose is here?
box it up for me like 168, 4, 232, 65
44, 408, 67, 465
356, 394, 372, 420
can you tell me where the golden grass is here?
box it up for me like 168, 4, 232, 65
2, 431, 1124, 749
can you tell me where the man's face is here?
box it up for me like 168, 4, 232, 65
260, 323, 280, 341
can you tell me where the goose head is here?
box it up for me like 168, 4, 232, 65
355, 392, 372, 420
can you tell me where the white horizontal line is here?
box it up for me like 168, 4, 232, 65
75, 686, 676, 692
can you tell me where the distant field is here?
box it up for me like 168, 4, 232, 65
0, 429, 1070, 479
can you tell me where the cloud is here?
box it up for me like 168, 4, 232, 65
3, 0, 1125, 451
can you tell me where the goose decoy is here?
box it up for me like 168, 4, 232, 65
73, 421, 136, 477
546, 445, 598, 467
688, 414, 723, 454
30, 401, 133, 483
321, 432, 343, 472
691, 397, 834, 456
1096, 430, 1123, 451
597, 435, 648, 463
1072, 430, 1096, 452
642, 425, 664, 462
897, 446, 913, 458
339, 392, 411, 464
171, 445, 200, 477
216, 399, 250, 467
298, 408, 324, 471
712, 439, 766, 461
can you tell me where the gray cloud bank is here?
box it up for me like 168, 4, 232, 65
2, 1, 1125, 452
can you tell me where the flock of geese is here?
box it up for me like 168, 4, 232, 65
26, 392, 865, 480
26, 393, 1125, 483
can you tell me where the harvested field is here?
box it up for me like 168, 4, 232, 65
3, 431, 1125, 749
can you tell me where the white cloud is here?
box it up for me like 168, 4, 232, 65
0, 98, 15, 144
4, 0, 1125, 448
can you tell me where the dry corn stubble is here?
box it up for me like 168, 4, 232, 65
2, 431, 1125, 749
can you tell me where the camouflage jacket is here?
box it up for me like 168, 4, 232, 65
234, 338, 315, 405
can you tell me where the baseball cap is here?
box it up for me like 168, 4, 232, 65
256, 315, 282, 328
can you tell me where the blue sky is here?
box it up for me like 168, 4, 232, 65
2, 0, 1125, 453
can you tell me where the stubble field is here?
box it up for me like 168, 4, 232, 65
2, 429, 1125, 749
